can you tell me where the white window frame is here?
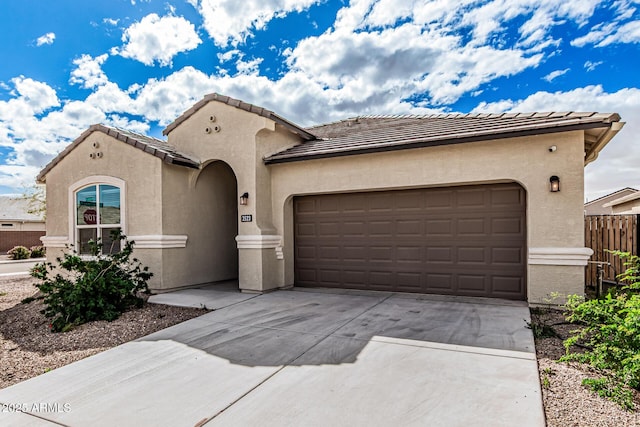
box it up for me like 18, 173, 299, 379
69, 176, 126, 254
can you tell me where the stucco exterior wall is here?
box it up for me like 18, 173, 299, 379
157, 161, 239, 290
165, 102, 303, 291
42, 132, 165, 288
269, 130, 587, 303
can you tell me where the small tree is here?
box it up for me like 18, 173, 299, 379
31, 230, 152, 332
18, 183, 46, 219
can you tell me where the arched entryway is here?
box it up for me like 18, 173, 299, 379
191, 161, 239, 284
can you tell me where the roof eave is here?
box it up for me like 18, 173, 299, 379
265, 120, 619, 165
584, 121, 625, 166
162, 93, 316, 141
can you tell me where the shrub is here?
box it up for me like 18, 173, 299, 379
561, 251, 640, 410
7, 245, 31, 260
31, 230, 152, 332
30, 245, 46, 258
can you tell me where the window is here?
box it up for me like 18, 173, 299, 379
76, 184, 122, 254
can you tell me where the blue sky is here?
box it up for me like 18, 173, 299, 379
0, 0, 638, 200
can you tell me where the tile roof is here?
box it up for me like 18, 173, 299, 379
37, 124, 200, 182
265, 112, 622, 164
163, 93, 316, 140
0, 196, 44, 222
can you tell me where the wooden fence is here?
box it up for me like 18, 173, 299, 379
584, 215, 639, 287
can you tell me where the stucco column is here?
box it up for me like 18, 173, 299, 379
235, 235, 283, 292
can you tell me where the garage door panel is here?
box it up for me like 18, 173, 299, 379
318, 246, 340, 261
425, 274, 453, 290
397, 219, 422, 235
294, 183, 526, 300
426, 219, 453, 236
456, 188, 487, 208
491, 217, 524, 235
491, 187, 525, 207
458, 275, 487, 292
317, 222, 340, 237
492, 276, 525, 295
457, 247, 487, 264
296, 223, 316, 237
492, 247, 524, 264
458, 218, 487, 235
397, 246, 422, 263
424, 191, 454, 209
343, 221, 366, 236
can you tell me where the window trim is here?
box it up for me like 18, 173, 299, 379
69, 176, 126, 253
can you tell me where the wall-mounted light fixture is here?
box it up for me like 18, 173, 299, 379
240, 192, 249, 205
549, 176, 560, 192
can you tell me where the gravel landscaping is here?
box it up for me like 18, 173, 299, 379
2, 275, 640, 425
0, 275, 205, 389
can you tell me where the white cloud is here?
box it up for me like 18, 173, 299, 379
472, 86, 640, 201
36, 32, 55, 46
103, 18, 120, 26
191, 0, 320, 47
543, 68, 569, 82
3, 0, 640, 194
584, 60, 602, 71
114, 14, 202, 66
69, 54, 109, 89
571, 3, 640, 48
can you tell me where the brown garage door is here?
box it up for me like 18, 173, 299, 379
294, 183, 526, 300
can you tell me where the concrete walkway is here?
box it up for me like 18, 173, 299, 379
0, 287, 544, 427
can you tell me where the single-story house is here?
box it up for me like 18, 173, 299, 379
0, 196, 46, 253
37, 94, 625, 303
603, 191, 640, 214
584, 187, 638, 215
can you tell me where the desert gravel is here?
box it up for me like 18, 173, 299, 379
2, 275, 640, 425
532, 308, 640, 426
0, 275, 205, 389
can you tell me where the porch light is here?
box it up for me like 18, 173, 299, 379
240, 192, 249, 205
549, 176, 560, 192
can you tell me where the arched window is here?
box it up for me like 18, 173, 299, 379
75, 184, 122, 254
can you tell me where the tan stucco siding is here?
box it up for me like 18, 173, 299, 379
157, 162, 239, 290
269, 131, 587, 302
166, 102, 303, 236
42, 132, 164, 287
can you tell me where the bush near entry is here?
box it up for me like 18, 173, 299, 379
562, 251, 640, 410
7, 245, 31, 260
30, 230, 152, 332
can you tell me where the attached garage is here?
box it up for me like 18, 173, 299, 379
294, 183, 526, 300
38, 93, 623, 302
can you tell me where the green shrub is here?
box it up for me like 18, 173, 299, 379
30, 245, 46, 258
562, 251, 640, 410
31, 230, 152, 332
7, 245, 31, 260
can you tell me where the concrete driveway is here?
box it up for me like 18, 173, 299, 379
0, 288, 544, 426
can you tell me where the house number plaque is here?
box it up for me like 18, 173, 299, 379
241, 214, 253, 222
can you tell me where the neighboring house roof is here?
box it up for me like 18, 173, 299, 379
163, 93, 316, 141
264, 112, 622, 164
0, 196, 44, 222
603, 190, 640, 208
37, 124, 199, 182
585, 187, 638, 207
